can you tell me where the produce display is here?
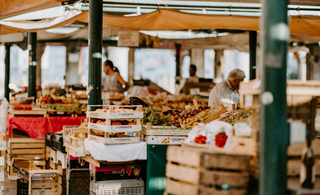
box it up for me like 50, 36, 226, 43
90, 119, 137, 126
87, 105, 142, 145
168, 106, 213, 128
40, 95, 87, 112
142, 107, 171, 126
95, 108, 135, 113
13, 104, 32, 110
122, 95, 204, 111
128, 97, 149, 107
220, 110, 251, 124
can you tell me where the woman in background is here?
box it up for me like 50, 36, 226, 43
102, 60, 129, 93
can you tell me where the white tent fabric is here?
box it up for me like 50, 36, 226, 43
0, 33, 24, 43
2, 6, 66, 21
0, 9, 81, 30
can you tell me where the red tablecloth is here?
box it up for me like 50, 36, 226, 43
8, 115, 86, 139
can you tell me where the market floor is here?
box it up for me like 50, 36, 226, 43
3, 170, 17, 195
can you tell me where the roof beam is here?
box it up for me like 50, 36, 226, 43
102, 0, 320, 7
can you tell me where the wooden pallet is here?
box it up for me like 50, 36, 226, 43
165, 146, 251, 195
7, 138, 46, 160
28, 169, 59, 195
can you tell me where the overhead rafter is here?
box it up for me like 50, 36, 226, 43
101, 0, 320, 7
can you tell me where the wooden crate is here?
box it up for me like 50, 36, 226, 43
8, 108, 47, 117
287, 139, 320, 177
165, 146, 251, 195
50, 159, 57, 170
28, 169, 59, 195
46, 146, 51, 160
7, 138, 45, 160
6, 164, 18, 181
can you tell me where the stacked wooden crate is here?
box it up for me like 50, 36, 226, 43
238, 80, 260, 178
0, 134, 6, 194
57, 164, 67, 195
28, 170, 59, 195
6, 135, 46, 180
165, 146, 251, 195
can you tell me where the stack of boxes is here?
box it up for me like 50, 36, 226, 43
87, 105, 145, 195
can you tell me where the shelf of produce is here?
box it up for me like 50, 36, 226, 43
88, 111, 143, 119
142, 125, 190, 136
88, 134, 140, 145
141, 135, 187, 145
87, 105, 143, 119
89, 122, 141, 133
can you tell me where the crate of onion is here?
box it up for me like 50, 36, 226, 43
87, 105, 143, 145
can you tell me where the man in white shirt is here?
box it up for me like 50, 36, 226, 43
208, 69, 246, 107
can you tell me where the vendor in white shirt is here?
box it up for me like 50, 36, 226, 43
208, 69, 246, 107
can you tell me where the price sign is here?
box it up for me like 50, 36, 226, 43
117, 31, 139, 47
190, 88, 200, 95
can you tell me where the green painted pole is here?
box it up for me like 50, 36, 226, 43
88, 0, 102, 107
4, 44, 11, 101
259, 0, 289, 194
249, 31, 257, 80
28, 32, 37, 101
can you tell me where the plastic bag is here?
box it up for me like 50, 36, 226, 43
234, 122, 252, 137
206, 121, 233, 151
0, 98, 9, 134
185, 121, 232, 151
185, 123, 207, 144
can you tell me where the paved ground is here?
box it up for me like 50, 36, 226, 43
3, 170, 17, 195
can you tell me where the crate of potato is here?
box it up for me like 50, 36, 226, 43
165, 146, 251, 195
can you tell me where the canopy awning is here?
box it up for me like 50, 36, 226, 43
2, 9, 320, 38
0, 0, 61, 20
99, 9, 320, 37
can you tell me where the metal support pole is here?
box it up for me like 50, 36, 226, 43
28, 33, 37, 101
88, 0, 103, 106
259, 0, 289, 194
4, 44, 11, 101
249, 31, 257, 80
175, 43, 181, 77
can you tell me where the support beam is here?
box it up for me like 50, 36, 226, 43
36, 43, 46, 86
191, 48, 205, 77
214, 49, 224, 80
260, 0, 289, 194
175, 44, 182, 78
249, 31, 257, 80
28, 32, 37, 101
4, 44, 10, 101
88, 0, 103, 106
128, 48, 135, 85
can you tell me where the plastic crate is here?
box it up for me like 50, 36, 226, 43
67, 159, 89, 169
17, 179, 28, 195
52, 133, 66, 153
45, 133, 53, 148
67, 168, 90, 195
90, 179, 144, 195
